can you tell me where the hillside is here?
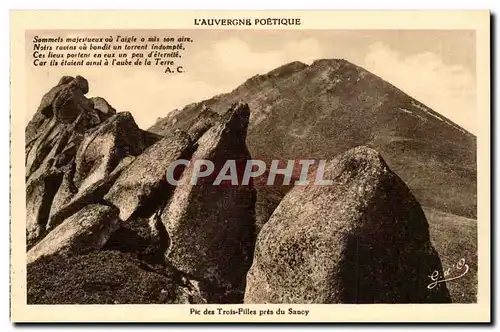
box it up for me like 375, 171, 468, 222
149, 59, 477, 220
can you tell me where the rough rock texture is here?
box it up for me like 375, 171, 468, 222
47, 156, 135, 231
90, 96, 117, 118
186, 105, 221, 142
25, 77, 107, 247
27, 204, 119, 264
27, 250, 207, 304
26, 170, 64, 248
244, 146, 451, 304
162, 102, 256, 302
104, 130, 194, 221
73, 112, 146, 192
25, 76, 157, 249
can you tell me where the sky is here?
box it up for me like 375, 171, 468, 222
26, 29, 477, 134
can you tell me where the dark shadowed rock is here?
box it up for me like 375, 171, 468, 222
36, 76, 75, 117
162, 102, 256, 302
244, 146, 451, 304
70, 75, 89, 94
104, 130, 193, 221
27, 204, 119, 264
38, 75, 90, 121
73, 112, 146, 192
103, 215, 168, 265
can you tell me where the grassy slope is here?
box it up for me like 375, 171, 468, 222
424, 207, 477, 303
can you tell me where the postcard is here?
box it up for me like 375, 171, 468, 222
10, 10, 491, 323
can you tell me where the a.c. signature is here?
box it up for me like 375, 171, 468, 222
427, 258, 469, 290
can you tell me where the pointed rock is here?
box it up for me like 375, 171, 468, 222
27, 204, 119, 264
244, 146, 451, 304
162, 102, 256, 300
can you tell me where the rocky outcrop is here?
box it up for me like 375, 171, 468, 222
26, 170, 64, 248
162, 102, 256, 301
73, 112, 146, 192
27, 204, 119, 264
104, 130, 194, 221
25, 72, 465, 305
47, 156, 135, 231
244, 146, 451, 304
25, 76, 157, 249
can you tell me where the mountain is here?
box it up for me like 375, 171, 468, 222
149, 59, 477, 221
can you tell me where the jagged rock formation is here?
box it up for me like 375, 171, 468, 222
73, 112, 146, 192
244, 146, 451, 304
162, 102, 256, 302
26, 76, 258, 304
26, 64, 474, 304
25, 76, 155, 249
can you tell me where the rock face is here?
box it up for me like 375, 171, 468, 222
25, 76, 155, 249
104, 130, 194, 221
73, 112, 145, 192
90, 97, 117, 117
244, 146, 451, 304
162, 102, 256, 301
27, 204, 119, 264
47, 156, 135, 231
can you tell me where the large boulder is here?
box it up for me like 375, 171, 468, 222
162, 102, 256, 301
104, 130, 193, 221
244, 146, 451, 304
27, 204, 120, 264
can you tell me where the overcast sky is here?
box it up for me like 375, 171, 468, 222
26, 29, 477, 134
